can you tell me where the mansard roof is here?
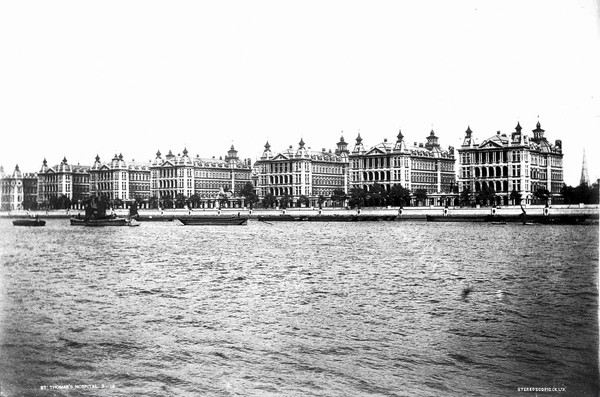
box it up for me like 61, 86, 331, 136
464, 121, 561, 154
365, 141, 393, 155
91, 153, 147, 171
479, 134, 509, 148
351, 133, 454, 159
256, 142, 346, 163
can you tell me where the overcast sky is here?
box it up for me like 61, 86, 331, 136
1, 0, 598, 185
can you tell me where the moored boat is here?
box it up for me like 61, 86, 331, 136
70, 216, 131, 226
257, 215, 309, 222
178, 216, 248, 226
70, 196, 140, 226
13, 218, 46, 227
426, 215, 489, 222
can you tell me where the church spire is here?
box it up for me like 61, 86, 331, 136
580, 149, 590, 186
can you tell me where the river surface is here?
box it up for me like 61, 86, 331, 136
0, 219, 598, 397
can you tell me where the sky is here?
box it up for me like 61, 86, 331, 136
0, 0, 598, 185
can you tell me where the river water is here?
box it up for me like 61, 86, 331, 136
0, 219, 598, 397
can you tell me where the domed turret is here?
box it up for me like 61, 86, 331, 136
353, 132, 365, 154
261, 141, 272, 160
40, 158, 49, 173
532, 120, 545, 142
397, 129, 404, 142
226, 144, 239, 163
336, 132, 349, 156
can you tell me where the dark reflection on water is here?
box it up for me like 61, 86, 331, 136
0, 219, 597, 396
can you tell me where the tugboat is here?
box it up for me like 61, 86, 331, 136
70, 196, 138, 226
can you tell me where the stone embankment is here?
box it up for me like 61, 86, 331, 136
2, 204, 598, 221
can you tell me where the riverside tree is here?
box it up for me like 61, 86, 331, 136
510, 189, 522, 205
349, 187, 367, 208
175, 193, 188, 208
368, 183, 388, 206
298, 195, 310, 207
239, 182, 259, 208
533, 187, 550, 205
330, 188, 348, 207
389, 184, 410, 207
414, 189, 428, 206
460, 187, 473, 207
262, 193, 277, 208
561, 182, 599, 204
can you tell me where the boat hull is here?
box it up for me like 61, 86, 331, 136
426, 215, 490, 222
70, 217, 131, 226
257, 215, 309, 222
178, 217, 248, 226
13, 219, 46, 226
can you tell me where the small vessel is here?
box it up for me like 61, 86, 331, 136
491, 221, 507, 225
257, 215, 309, 222
13, 217, 46, 227
70, 216, 131, 226
71, 196, 139, 227
426, 215, 488, 222
178, 216, 249, 226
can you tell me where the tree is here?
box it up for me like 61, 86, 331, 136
533, 187, 550, 205
330, 188, 348, 207
175, 193, 188, 208
317, 194, 326, 209
188, 193, 202, 209
460, 187, 473, 207
148, 195, 159, 209
239, 182, 259, 209
510, 188, 522, 205
298, 195, 310, 207
262, 193, 277, 208
22, 197, 38, 211
389, 184, 410, 207
58, 194, 72, 209
369, 183, 388, 206
591, 181, 600, 204
49, 196, 59, 209
348, 187, 367, 208
161, 194, 174, 209
476, 185, 496, 206
280, 193, 292, 209
98, 195, 110, 213
414, 189, 428, 206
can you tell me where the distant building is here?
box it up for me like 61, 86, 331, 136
37, 157, 90, 208
89, 153, 151, 203
0, 165, 38, 211
457, 121, 564, 205
150, 146, 253, 208
349, 130, 456, 205
254, 138, 349, 207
